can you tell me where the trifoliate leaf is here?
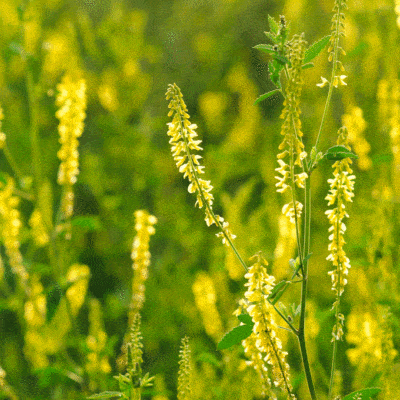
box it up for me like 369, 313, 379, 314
325, 145, 358, 161
342, 388, 381, 400
254, 89, 281, 105
218, 324, 253, 350
304, 35, 331, 64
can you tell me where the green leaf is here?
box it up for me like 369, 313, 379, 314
268, 280, 289, 304
264, 31, 279, 44
254, 89, 281, 105
342, 388, 381, 400
325, 145, 358, 161
301, 62, 314, 69
87, 392, 124, 399
254, 44, 275, 55
273, 53, 290, 65
217, 324, 253, 350
0, 172, 7, 186
268, 15, 279, 35
197, 352, 221, 367
71, 216, 102, 231
304, 35, 331, 64
237, 313, 253, 325
268, 60, 283, 89
46, 284, 63, 322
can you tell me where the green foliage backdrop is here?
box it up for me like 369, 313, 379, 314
0, 0, 399, 399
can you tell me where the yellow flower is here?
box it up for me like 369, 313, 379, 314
275, 34, 308, 211
56, 75, 87, 219
0, 177, 28, 285
325, 126, 355, 340
166, 83, 236, 246
192, 272, 224, 341
238, 254, 294, 398
130, 210, 157, 312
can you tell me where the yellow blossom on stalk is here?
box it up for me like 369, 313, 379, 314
55, 75, 87, 220
325, 126, 355, 340
318, 0, 347, 88
29, 209, 50, 247
24, 274, 46, 327
275, 34, 307, 225
0, 177, 28, 285
130, 210, 157, 313
85, 299, 111, 391
177, 336, 192, 400
192, 271, 224, 341
395, 0, 400, 29
166, 83, 236, 246
342, 106, 371, 170
237, 254, 294, 398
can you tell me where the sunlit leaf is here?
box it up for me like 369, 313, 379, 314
304, 35, 331, 64
268, 14, 279, 34
342, 388, 381, 400
325, 145, 358, 161
218, 324, 253, 350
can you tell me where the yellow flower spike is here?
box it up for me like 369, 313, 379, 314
166, 83, 236, 247
177, 336, 192, 400
130, 210, 157, 313
238, 254, 295, 399
325, 126, 355, 341
0, 177, 28, 285
55, 75, 87, 221
275, 34, 308, 219
29, 209, 50, 247
85, 299, 111, 390
192, 272, 224, 341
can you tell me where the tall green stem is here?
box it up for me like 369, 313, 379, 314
298, 177, 317, 400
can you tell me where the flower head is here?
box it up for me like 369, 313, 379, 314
238, 253, 294, 398
56, 75, 87, 219
326, 126, 355, 340
166, 83, 235, 246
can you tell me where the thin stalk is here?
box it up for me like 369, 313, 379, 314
329, 324, 339, 399
177, 112, 248, 272
315, 2, 345, 151
3, 145, 24, 181
298, 178, 317, 400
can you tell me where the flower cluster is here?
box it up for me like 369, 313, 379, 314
317, 0, 347, 88
326, 126, 355, 340
130, 210, 157, 313
29, 209, 50, 247
0, 177, 28, 285
166, 83, 236, 246
236, 254, 294, 398
342, 106, 371, 170
192, 271, 224, 341
275, 34, 308, 223
85, 299, 111, 390
55, 75, 87, 219
177, 336, 192, 400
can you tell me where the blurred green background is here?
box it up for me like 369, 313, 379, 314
0, 0, 399, 399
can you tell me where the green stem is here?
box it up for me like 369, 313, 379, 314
298, 177, 317, 400
177, 111, 248, 272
